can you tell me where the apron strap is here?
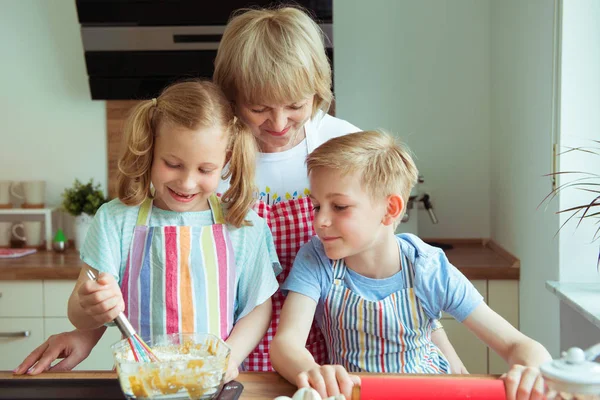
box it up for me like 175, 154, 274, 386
208, 194, 225, 224
332, 258, 346, 281
401, 253, 415, 288
136, 198, 153, 226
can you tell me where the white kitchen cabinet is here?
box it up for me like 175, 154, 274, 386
0, 281, 43, 317
0, 318, 45, 370
487, 280, 519, 375
0, 280, 121, 371
43, 280, 74, 317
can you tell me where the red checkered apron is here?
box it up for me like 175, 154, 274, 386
242, 197, 328, 371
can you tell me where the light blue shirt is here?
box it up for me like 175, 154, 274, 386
282, 234, 483, 329
80, 199, 281, 321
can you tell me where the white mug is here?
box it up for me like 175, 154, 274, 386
10, 180, 46, 207
0, 181, 13, 206
0, 222, 12, 246
12, 221, 43, 247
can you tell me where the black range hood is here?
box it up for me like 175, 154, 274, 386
76, 0, 333, 100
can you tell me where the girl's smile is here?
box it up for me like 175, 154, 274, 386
167, 188, 199, 202
151, 122, 228, 212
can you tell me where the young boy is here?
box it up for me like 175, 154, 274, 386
270, 130, 551, 400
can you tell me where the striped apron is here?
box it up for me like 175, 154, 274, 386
120, 194, 236, 343
320, 254, 450, 373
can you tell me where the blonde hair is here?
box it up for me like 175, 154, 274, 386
306, 130, 419, 205
117, 79, 257, 228
214, 6, 333, 117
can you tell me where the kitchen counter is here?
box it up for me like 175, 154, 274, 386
546, 281, 600, 330
0, 239, 519, 280
0, 371, 502, 399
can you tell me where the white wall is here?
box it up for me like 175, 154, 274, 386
558, 0, 600, 349
0, 1, 106, 236
490, 0, 560, 356
334, 0, 491, 239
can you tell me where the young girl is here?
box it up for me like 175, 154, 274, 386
271, 131, 552, 400
67, 80, 281, 381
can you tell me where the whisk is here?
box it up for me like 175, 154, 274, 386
86, 269, 159, 363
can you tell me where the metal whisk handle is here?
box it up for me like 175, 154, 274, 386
114, 313, 136, 338
85, 268, 135, 339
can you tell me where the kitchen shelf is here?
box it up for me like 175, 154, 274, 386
0, 207, 60, 251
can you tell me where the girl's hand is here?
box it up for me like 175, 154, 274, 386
296, 365, 360, 400
501, 364, 546, 400
77, 272, 124, 325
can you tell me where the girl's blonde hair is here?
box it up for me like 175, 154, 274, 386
214, 6, 333, 117
306, 130, 419, 206
117, 80, 257, 227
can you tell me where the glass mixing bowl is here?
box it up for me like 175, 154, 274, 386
113, 333, 230, 400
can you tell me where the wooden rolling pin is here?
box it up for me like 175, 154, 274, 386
353, 376, 506, 400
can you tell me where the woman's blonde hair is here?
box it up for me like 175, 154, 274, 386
214, 6, 333, 117
117, 79, 257, 227
306, 130, 419, 206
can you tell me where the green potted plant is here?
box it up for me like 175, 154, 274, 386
542, 140, 600, 266
61, 179, 107, 250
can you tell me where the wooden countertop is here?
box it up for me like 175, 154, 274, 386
0, 239, 519, 281
0, 371, 502, 399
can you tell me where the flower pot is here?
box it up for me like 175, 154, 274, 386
74, 213, 93, 251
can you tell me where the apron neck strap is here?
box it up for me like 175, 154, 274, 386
136, 198, 153, 226
134, 194, 225, 226
208, 194, 225, 224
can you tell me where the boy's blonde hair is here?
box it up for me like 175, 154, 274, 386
117, 79, 257, 228
214, 6, 333, 117
306, 130, 419, 206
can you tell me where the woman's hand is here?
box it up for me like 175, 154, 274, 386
223, 357, 240, 383
501, 364, 546, 400
77, 272, 124, 325
13, 327, 106, 375
296, 365, 360, 400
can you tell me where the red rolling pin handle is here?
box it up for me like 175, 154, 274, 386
353, 376, 506, 400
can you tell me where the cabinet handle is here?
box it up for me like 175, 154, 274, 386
0, 331, 31, 338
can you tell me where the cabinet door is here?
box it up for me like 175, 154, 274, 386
44, 318, 122, 371
0, 318, 45, 370
0, 281, 43, 317
43, 281, 75, 317
440, 318, 488, 374
487, 280, 519, 375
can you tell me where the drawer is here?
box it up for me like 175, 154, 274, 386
44, 280, 75, 317
441, 280, 487, 320
0, 318, 45, 370
0, 281, 44, 317
45, 318, 122, 371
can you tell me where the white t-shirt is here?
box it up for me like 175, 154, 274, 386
219, 112, 360, 204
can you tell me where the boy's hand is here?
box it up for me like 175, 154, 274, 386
296, 365, 360, 400
77, 272, 124, 325
501, 364, 546, 400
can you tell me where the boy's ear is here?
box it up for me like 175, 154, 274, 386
382, 194, 405, 226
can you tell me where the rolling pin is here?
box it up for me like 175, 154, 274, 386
353, 376, 506, 400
